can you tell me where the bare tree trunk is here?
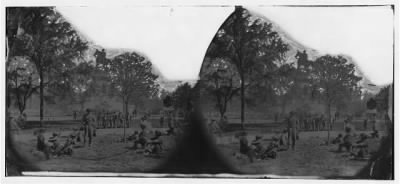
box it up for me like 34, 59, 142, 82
218, 102, 226, 120
327, 103, 331, 145
240, 74, 245, 130
122, 97, 129, 143
39, 69, 44, 127
18, 100, 25, 115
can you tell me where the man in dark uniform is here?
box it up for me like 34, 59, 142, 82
159, 110, 164, 128
116, 112, 121, 128
82, 108, 95, 147
73, 111, 77, 120
238, 132, 254, 163
133, 120, 148, 150
286, 111, 298, 150
133, 109, 137, 119
320, 114, 326, 130
96, 111, 102, 128
101, 110, 106, 129
35, 129, 50, 159
107, 111, 112, 128
111, 112, 116, 128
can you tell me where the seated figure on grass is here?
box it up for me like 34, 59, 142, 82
251, 136, 278, 160
144, 130, 163, 156
338, 126, 355, 152
34, 128, 51, 159
48, 133, 74, 157
128, 131, 139, 141
371, 129, 380, 138
133, 119, 149, 150
251, 136, 265, 157
234, 132, 255, 163
351, 133, 369, 159
332, 134, 343, 144
278, 129, 288, 148
208, 119, 222, 135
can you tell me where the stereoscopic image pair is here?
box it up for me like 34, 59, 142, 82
5, 6, 393, 179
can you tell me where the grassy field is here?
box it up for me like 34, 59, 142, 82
8, 117, 388, 177
9, 120, 180, 172
212, 130, 384, 177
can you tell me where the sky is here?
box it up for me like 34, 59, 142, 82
56, 6, 394, 86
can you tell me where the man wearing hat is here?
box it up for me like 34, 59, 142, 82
82, 108, 95, 147
251, 135, 265, 159
238, 131, 255, 163
133, 120, 148, 150
35, 128, 50, 159
144, 130, 163, 155
286, 111, 299, 150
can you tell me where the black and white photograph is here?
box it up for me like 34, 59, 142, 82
2, 0, 397, 182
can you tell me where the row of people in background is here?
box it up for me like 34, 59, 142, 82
73, 109, 138, 129
159, 107, 182, 130
95, 110, 136, 129
295, 113, 335, 131
75, 108, 185, 130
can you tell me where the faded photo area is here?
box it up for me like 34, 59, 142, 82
5, 5, 394, 179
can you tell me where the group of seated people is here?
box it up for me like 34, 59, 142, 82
331, 126, 380, 159
236, 131, 287, 163
35, 128, 80, 159
127, 116, 164, 156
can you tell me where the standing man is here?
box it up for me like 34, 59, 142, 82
129, 111, 134, 127
73, 111, 77, 120
371, 113, 377, 132
159, 110, 164, 128
101, 110, 106, 129
363, 119, 368, 130
82, 108, 95, 147
111, 112, 115, 128
286, 111, 298, 150
133, 109, 137, 119
96, 111, 102, 128
320, 114, 326, 130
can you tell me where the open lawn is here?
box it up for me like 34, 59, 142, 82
213, 130, 385, 177
8, 118, 388, 177
9, 120, 180, 172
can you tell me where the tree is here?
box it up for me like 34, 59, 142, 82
271, 63, 297, 114
159, 89, 171, 101
375, 85, 390, 113
6, 7, 88, 123
206, 6, 289, 129
106, 52, 159, 142
200, 58, 240, 119
7, 57, 39, 114
310, 55, 362, 143
272, 52, 316, 115
70, 61, 97, 111
171, 82, 195, 121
